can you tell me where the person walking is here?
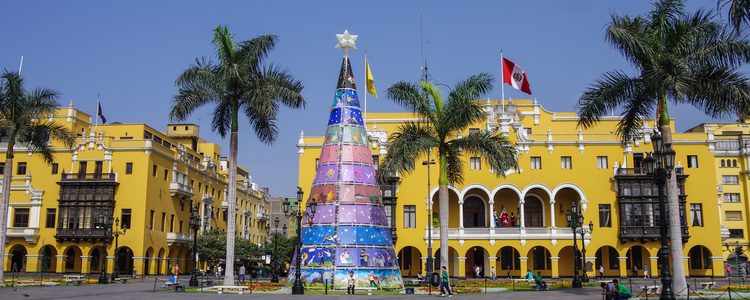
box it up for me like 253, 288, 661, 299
643, 264, 649, 279
238, 264, 246, 282
347, 271, 356, 295
599, 265, 605, 279
440, 266, 453, 297
631, 265, 638, 278
491, 266, 496, 281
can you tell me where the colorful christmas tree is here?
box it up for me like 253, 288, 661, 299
288, 30, 403, 290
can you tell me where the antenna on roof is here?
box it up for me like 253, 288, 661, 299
420, 15, 430, 82
18, 56, 24, 75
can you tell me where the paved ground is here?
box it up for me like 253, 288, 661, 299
0, 280, 604, 300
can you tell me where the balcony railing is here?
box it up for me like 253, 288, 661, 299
166, 232, 193, 246
619, 225, 689, 243
61, 173, 117, 182
55, 228, 112, 242
616, 168, 684, 176
426, 227, 583, 240
7, 227, 39, 243
256, 212, 269, 221
170, 181, 195, 198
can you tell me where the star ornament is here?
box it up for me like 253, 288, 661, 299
335, 30, 358, 53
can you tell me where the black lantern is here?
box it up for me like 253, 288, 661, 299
283, 199, 290, 214
664, 145, 676, 169
274, 217, 280, 229
644, 153, 656, 174
296, 187, 304, 203
588, 221, 594, 233
652, 130, 663, 153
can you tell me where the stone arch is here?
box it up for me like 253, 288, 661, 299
117, 246, 134, 276
553, 187, 585, 228
496, 246, 521, 277
527, 246, 552, 274
688, 245, 712, 276
434, 247, 459, 276
552, 183, 588, 211
38, 245, 57, 273
521, 184, 553, 200
431, 187, 461, 228
144, 247, 154, 275
463, 195, 488, 228
89, 246, 107, 273
461, 184, 492, 201
397, 246, 422, 277
7, 244, 27, 272
429, 185, 461, 204
524, 194, 546, 227
594, 246, 621, 277
465, 246, 490, 277
558, 245, 582, 277
157, 248, 166, 275
63, 245, 83, 273
491, 185, 522, 227
625, 245, 649, 275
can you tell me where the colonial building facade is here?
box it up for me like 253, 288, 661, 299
3, 103, 270, 275
297, 99, 734, 278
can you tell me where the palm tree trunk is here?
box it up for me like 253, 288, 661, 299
438, 152, 450, 276
223, 109, 239, 286
0, 143, 14, 282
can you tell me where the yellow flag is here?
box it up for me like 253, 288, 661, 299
366, 58, 377, 97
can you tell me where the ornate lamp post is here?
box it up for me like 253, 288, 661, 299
644, 130, 676, 300
110, 217, 127, 281
566, 205, 583, 288
578, 220, 593, 283
188, 205, 200, 287
734, 241, 745, 283
96, 214, 113, 284
284, 187, 317, 295
271, 217, 281, 283
422, 150, 436, 277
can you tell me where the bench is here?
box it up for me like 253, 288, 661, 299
642, 285, 661, 294
63, 275, 84, 286
700, 282, 718, 289
213, 285, 251, 294
113, 277, 128, 284
355, 287, 377, 295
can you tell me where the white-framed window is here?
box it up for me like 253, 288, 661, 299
687, 155, 698, 168
403, 205, 416, 228
725, 193, 741, 203
723, 175, 740, 185
596, 156, 608, 169
690, 203, 703, 227
598, 204, 611, 227
726, 211, 743, 221
470, 157, 481, 170
468, 128, 480, 135
561, 156, 572, 169
530, 156, 542, 170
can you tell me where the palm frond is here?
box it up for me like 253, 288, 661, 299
577, 71, 644, 129
212, 25, 236, 65
19, 122, 74, 163
211, 99, 234, 137
252, 65, 305, 109
385, 81, 435, 122
616, 90, 656, 141
679, 64, 750, 118
237, 35, 278, 72
242, 94, 279, 144
441, 73, 493, 137
449, 131, 518, 177
171, 60, 223, 122
378, 122, 437, 183
606, 15, 654, 68
443, 146, 464, 185
721, 0, 750, 33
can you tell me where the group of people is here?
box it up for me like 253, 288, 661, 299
493, 210, 518, 227
601, 279, 632, 300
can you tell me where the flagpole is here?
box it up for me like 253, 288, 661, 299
18, 56, 24, 75
500, 50, 505, 112
95, 93, 100, 128
364, 53, 368, 126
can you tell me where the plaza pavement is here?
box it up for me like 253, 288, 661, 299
0, 280, 604, 300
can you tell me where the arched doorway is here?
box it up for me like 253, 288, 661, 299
117, 247, 134, 276
465, 246, 489, 277
144, 248, 154, 275
558, 246, 582, 277
595, 246, 620, 277
398, 246, 422, 278
497, 246, 521, 277
463, 196, 487, 228
528, 246, 552, 275
688, 246, 713, 276
524, 196, 544, 227
90, 247, 106, 273
626, 246, 648, 276
39, 245, 56, 273
157, 248, 166, 275
64, 246, 82, 273
434, 247, 459, 276
8, 245, 27, 272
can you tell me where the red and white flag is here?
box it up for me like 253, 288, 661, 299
502, 57, 532, 95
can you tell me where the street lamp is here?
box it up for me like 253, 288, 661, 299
271, 217, 281, 283
284, 187, 317, 295
96, 213, 113, 284
110, 217, 127, 282
645, 130, 676, 300
578, 220, 593, 283
422, 149, 436, 278
189, 205, 200, 287
566, 204, 583, 288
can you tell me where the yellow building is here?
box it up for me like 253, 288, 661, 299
297, 99, 727, 278
3, 103, 270, 276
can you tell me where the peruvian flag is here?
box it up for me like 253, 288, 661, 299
502, 57, 532, 95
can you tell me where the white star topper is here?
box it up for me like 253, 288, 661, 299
335, 30, 358, 54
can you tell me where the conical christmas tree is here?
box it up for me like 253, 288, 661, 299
288, 30, 403, 290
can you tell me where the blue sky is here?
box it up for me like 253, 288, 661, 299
0, 1, 739, 196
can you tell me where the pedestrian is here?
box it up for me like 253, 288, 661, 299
631, 265, 638, 278
643, 264, 649, 279
601, 282, 615, 300
727, 264, 732, 278
491, 265, 496, 281
217, 265, 223, 278
347, 271, 356, 295
474, 265, 480, 278
612, 279, 632, 300
239, 264, 246, 282
439, 266, 453, 297
172, 264, 180, 281
599, 265, 605, 279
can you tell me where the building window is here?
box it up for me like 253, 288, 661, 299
525, 128, 532, 135
687, 155, 698, 168
13, 208, 29, 227
149, 210, 155, 230
470, 157, 481, 170
726, 211, 743, 221
51, 163, 59, 175
161, 212, 166, 231
530, 157, 542, 170
725, 193, 741, 203
152, 165, 157, 177
163, 169, 168, 181
596, 156, 608, 169
121, 209, 131, 229
721, 160, 726, 168
561, 156, 572, 169
125, 162, 133, 174
0, 163, 4, 174
729, 229, 744, 238
169, 214, 174, 232
469, 128, 480, 135
599, 204, 611, 227
45, 208, 56, 228
403, 205, 416, 228
733, 159, 738, 167
723, 175, 740, 185
690, 203, 703, 227
179, 220, 183, 233
17, 162, 27, 175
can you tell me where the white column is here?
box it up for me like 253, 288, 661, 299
549, 200, 556, 229
519, 199, 526, 228
489, 200, 495, 228
459, 200, 465, 229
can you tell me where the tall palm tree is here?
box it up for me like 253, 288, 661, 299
720, 0, 750, 32
577, 0, 750, 294
0, 71, 75, 282
379, 73, 518, 274
170, 26, 304, 286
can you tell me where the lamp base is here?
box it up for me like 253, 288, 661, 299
292, 281, 304, 294
571, 276, 582, 288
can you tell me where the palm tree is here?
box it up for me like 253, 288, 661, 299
720, 0, 750, 32
379, 73, 518, 274
0, 71, 75, 282
577, 0, 750, 294
170, 26, 304, 286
